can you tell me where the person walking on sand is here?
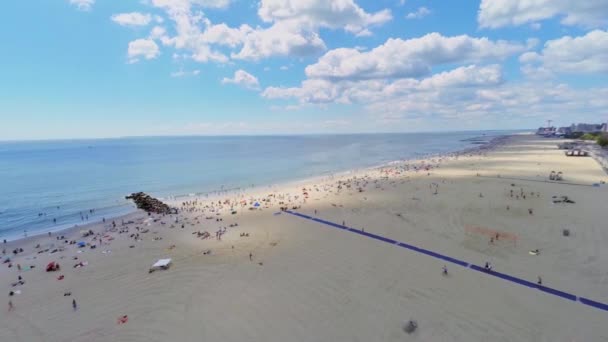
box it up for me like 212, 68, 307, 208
442, 265, 448, 276
249, 252, 253, 261
537, 276, 542, 286
72, 299, 77, 310
8, 300, 14, 311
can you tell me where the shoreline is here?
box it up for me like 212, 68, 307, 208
165, 134, 513, 204
1, 134, 511, 244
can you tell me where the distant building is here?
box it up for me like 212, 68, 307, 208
536, 126, 556, 135
556, 127, 572, 136
570, 123, 604, 133
602, 122, 608, 132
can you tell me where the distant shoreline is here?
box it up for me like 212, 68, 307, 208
0, 133, 513, 243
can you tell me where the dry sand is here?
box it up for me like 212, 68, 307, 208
1, 134, 608, 342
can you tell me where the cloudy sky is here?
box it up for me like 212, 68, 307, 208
1, 0, 607, 140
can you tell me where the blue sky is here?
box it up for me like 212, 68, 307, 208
0, 0, 607, 140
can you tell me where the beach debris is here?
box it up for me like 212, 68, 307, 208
73, 261, 88, 268
403, 319, 418, 334
552, 196, 575, 204
149, 258, 172, 273
126, 192, 175, 215
563, 229, 570, 237
117, 315, 129, 325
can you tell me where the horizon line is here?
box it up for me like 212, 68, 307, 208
0, 128, 532, 144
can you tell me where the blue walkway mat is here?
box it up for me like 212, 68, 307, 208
281, 210, 608, 313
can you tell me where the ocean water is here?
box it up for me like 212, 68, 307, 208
0, 131, 514, 240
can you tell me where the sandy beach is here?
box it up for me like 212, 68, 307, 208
2, 134, 608, 342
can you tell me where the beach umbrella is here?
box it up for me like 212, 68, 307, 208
77, 241, 86, 248
254, 202, 260, 207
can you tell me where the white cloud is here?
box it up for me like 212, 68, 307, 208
525, 38, 540, 49
69, 0, 94, 11
148, 2, 230, 63
200, 20, 252, 47
151, 0, 231, 10
262, 65, 504, 105
263, 50, 608, 126
149, 26, 167, 39
231, 21, 326, 60
170, 69, 201, 77
260, 33, 521, 109
232, 0, 394, 61
418, 64, 503, 89
258, 0, 392, 36
304, 33, 525, 81
406, 7, 430, 19
127, 39, 160, 63
366, 81, 608, 126
111, 12, 153, 27
520, 30, 608, 75
221, 69, 260, 89
478, 0, 608, 29
140, 0, 392, 63
263, 79, 341, 104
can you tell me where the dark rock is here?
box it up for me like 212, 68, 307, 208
126, 192, 176, 215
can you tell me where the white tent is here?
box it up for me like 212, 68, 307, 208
149, 258, 172, 273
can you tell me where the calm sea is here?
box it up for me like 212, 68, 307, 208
0, 131, 515, 240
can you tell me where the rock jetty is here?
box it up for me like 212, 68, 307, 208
126, 192, 175, 214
